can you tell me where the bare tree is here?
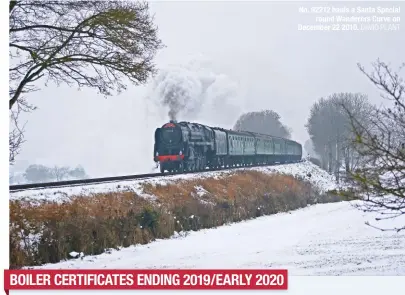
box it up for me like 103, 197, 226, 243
306, 93, 373, 180
340, 59, 405, 232
233, 110, 292, 138
50, 166, 71, 181
334, 93, 374, 175
9, 0, 164, 163
9, 111, 25, 165
9, 95, 35, 165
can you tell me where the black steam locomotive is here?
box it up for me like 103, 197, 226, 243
153, 120, 302, 173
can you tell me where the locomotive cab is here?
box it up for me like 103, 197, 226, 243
153, 120, 185, 173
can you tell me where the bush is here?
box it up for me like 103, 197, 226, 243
10, 171, 341, 268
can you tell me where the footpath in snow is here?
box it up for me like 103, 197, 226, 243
10, 160, 338, 203
32, 201, 405, 275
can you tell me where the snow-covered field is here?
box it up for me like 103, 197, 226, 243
10, 160, 338, 203
13, 160, 404, 274
31, 201, 405, 275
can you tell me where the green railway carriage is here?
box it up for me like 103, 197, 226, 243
255, 133, 276, 155
227, 131, 256, 156
253, 133, 285, 164
285, 139, 302, 161
224, 129, 302, 167
225, 130, 256, 166
154, 120, 302, 173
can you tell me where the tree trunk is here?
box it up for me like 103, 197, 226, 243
335, 138, 340, 183
321, 145, 328, 170
328, 143, 333, 174
345, 147, 350, 172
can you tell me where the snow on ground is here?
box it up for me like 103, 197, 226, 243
31, 201, 405, 275
9, 160, 338, 203
249, 161, 338, 193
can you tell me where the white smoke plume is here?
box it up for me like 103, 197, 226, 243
145, 54, 243, 128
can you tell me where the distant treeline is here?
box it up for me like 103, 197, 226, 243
9, 164, 88, 184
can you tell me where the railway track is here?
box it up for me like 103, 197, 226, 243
9, 160, 304, 192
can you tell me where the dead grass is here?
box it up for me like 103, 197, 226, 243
9, 170, 341, 269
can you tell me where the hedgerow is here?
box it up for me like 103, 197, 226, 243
9, 170, 340, 268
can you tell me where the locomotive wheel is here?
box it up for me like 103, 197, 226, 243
160, 164, 165, 174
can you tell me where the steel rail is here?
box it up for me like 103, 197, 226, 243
9, 160, 304, 192
9, 172, 164, 192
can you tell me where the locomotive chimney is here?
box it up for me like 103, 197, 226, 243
169, 120, 177, 123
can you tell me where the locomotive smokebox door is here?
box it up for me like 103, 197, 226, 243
153, 121, 185, 173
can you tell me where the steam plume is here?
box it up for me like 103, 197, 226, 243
146, 54, 242, 126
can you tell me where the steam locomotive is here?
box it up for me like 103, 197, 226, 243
153, 120, 302, 173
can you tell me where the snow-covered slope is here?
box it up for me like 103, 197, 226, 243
31, 201, 405, 275
10, 161, 339, 203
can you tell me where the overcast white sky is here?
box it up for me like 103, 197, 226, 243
11, 1, 404, 177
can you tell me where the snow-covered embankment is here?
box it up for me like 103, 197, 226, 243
11, 160, 345, 269
10, 160, 338, 204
